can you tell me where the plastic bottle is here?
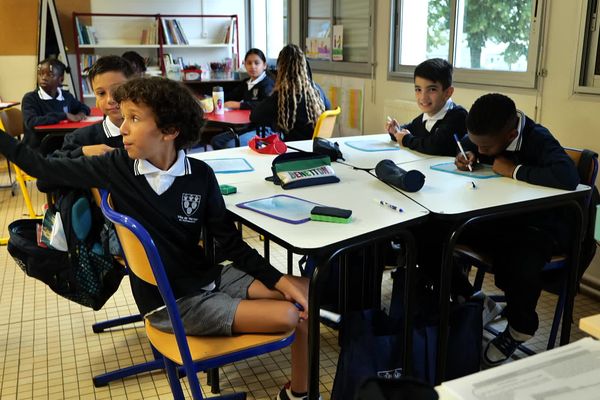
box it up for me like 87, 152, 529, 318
212, 86, 224, 115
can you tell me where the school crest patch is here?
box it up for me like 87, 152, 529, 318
181, 193, 201, 217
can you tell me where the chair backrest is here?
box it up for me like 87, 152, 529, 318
312, 106, 341, 139
0, 108, 24, 138
564, 148, 598, 189
98, 190, 199, 368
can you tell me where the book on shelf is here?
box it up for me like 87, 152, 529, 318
161, 18, 172, 44
174, 19, 188, 45
222, 18, 235, 44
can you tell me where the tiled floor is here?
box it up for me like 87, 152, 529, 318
0, 166, 599, 399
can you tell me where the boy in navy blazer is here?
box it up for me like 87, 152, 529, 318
385, 58, 467, 156
456, 93, 579, 365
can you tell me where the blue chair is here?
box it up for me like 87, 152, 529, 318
99, 190, 295, 399
454, 148, 598, 354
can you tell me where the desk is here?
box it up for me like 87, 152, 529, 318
390, 156, 590, 383
0, 101, 20, 110
35, 107, 103, 133
287, 133, 436, 169
203, 109, 252, 147
189, 145, 429, 399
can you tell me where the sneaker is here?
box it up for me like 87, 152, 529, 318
471, 291, 504, 327
276, 382, 322, 400
483, 326, 530, 366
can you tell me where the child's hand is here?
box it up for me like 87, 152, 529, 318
66, 112, 86, 122
82, 144, 116, 157
393, 129, 410, 145
275, 275, 309, 321
455, 151, 476, 171
492, 156, 517, 178
385, 117, 400, 135
224, 101, 241, 109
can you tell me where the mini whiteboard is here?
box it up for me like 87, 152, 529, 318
430, 162, 501, 179
344, 139, 400, 152
204, 158, 254, 174
237, 195, 321, 224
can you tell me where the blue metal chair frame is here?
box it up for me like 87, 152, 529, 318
99, 189, 295, 399
454, 148, 598, 354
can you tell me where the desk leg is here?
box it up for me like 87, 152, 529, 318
434, 199, 585, 384
561, 201, 583, 345
307, 230, 417, 399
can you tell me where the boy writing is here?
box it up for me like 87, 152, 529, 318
22, 58, 90, 149
385, 58, 467, 156
0, 77, 314, 400
455, 93, 579, 365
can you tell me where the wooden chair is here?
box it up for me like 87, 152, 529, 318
99, 190, 295, 399
311, 106, 341, 139
0, 108, 40, 218
454, 148, 598, 354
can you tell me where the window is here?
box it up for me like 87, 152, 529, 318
302, 0, 375, 76
391, 0, 544, 88
575, 0, 600, 94
248, 0, 289, 62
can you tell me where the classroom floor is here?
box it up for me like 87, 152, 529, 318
1, 164, 599, 400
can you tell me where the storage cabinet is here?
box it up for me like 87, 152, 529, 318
72, 12, 239, 102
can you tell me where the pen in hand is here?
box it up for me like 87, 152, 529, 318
453, 133, 473, 172
386, 116, 401, 133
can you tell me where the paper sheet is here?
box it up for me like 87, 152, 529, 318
430, 162, 501, 179
344, 139, 400, 152
83, 116, 104, 122
204, 158, 254, 173
442, 337, 600, 400
236, 194, 321, 224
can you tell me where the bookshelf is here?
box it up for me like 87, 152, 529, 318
72, 12, 240, 102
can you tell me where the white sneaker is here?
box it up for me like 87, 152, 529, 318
471, 291, 503, 327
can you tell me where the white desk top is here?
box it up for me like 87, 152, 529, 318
391, 157, 590, 217
189, 146, 429, 251
288, 134, 435, 169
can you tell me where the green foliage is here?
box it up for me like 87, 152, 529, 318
426, 0, 532, 68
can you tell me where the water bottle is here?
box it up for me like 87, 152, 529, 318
212, 86, 224, 115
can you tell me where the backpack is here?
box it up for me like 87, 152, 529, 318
7, 189, 125, 310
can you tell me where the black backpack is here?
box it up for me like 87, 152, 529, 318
7, 189, 125, 310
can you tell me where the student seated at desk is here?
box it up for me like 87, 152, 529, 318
455, 93, 579, 366
49, 55, 134, 159
22, 57, 90, 149
250, 44, 331, 142
211, 48, 275, 150
121, 51, 147, 79
0, 77, 315, 400
385, 58, 467, 156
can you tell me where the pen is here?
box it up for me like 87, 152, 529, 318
453, 133, 473, 172
374, 198, 403, 212
386, 116, 400, 133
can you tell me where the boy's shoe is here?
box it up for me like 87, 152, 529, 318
276, 382, 322, 400
483, 326, 531, 366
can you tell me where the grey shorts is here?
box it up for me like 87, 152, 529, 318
145, 263, 255, 336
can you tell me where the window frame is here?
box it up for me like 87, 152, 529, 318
301, 0, 376, 77
388, 0, 545, 89
245, 0, 291, 66
574, 0, 600, 94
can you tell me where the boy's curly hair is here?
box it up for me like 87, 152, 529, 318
38, 57, 68, 76
113, 77, 205, 150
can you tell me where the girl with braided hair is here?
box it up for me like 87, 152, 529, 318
251, 44, 331, 142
